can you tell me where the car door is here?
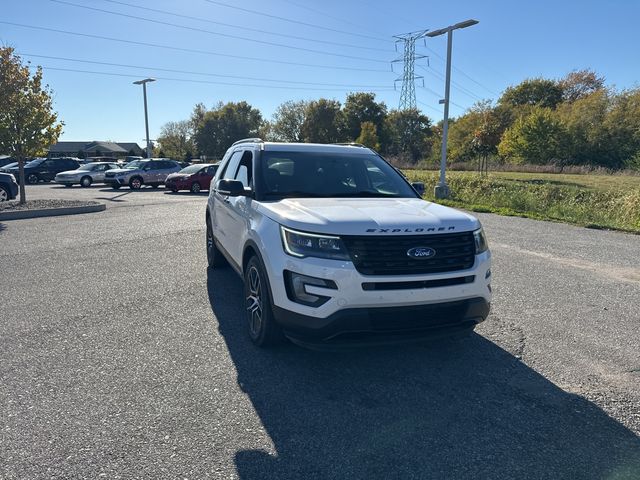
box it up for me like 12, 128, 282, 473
213, 150, 244, 261
220, 150, 255, 263
92, 163, 108, 182
39, 159, 59, 181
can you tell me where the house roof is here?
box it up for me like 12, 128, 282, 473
49, 141, 141, 154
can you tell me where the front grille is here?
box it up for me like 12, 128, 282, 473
342, 232, 476, 276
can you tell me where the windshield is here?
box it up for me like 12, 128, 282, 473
260, 151, 417, 199
124, 160, 146, 170
179, 164, 205, 174
25, 158, 44, 167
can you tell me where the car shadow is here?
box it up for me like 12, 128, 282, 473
206, 268, 640, 479
0, 222, 6, 233
164, 190, 210, 196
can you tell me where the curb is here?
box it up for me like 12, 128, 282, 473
0, 203, 106, 221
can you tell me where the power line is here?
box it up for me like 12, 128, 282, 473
20, 53, 395, 89
0, 21, 393, 73
417, 64, 484, 101
51, 0, 390, 63
203, 0, 391, 43
416, 99, 442, 115
76, 0, 391, 53
423, 45, 499, 96
37, 65, 398, 92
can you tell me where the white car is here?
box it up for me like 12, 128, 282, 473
55, 162, 120, 187
206, 139, 491, 347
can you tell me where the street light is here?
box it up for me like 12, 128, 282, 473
133, 78, 156, 158
427, 19, 479, 199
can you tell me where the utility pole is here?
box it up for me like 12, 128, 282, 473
427, 19, 478, 199
392, 30, 429, 110
133, 78, 156, 158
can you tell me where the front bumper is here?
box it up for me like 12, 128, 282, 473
104, 177, 127, 186
274, 297, 490, 344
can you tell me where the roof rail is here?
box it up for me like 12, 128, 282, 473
231, 137, 263, 146
332, 142, 368, 148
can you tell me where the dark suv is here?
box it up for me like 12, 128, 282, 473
7, 157, 80, 184
0, 172, 19, 202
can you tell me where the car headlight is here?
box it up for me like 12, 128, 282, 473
9, 174, 16, 183
474, 227, 489, 253
281, 226, 350, 261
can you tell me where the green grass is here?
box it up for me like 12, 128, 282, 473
404, 170, 640, 233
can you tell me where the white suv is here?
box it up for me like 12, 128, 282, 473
206, 139, 491, 347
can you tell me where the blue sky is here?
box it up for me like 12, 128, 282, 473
2, 0, 639, 144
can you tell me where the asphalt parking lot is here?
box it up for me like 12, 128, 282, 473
2, 184, 640, 479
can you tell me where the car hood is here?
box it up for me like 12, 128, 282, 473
256, 198, 480, 236
56, 169, 84, 176
167, 173, 190, 179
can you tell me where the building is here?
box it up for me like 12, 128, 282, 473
48, 141, 144, 159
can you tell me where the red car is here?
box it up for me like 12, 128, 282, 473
165, 163, 219, 193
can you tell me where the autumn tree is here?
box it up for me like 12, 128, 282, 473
559, 69, 605, 103
270, 100, 308, 142
0, 47, 63, 203
342, 92, 388, 148
156, 120, 195, 160
300, 99, 344, 143
193, 101, 262, 159
500, 78, 564, 109
385, 109, 433, 162
356, 121, 380, 150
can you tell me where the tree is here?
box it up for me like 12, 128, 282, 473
356, 121, 380, 150
342, 92, 388, 148
300, 99, 344, 143
156, 120, 195, 160
270, 100, 308, 142
0, 47, 63, 203
560, 69, 605, 103
498, 107, 569, 165
385, 109, 433, 162
500, 78, 564, 109
193, 101, 263, 159
471, 115, 501, 175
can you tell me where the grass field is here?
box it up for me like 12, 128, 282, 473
404, 170, 640, 233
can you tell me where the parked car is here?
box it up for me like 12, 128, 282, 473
165, 163, 219, 193
104, 158, 182, 190
54, 162, 120, 187
0, 162, 20, 173
0, 172, 19, 202
6, 157, 80, 184
206, 139, 491, 347
0, 157, 16, 168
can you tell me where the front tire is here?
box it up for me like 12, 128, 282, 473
206, 216, 227, 269
111, 185, 121, 190
27, 174, 39, 184
129, 177, 143, 190
0, 186, 9, 202
190, 182, 201, 194
80, 176, 92, 188
244, 256, 283, 347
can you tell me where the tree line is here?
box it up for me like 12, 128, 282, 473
159, 69, 640, 171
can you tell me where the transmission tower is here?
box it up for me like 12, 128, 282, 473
392, 30, 429, 110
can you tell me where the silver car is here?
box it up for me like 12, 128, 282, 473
104, 159, 182, 190
55, 162, 120, 187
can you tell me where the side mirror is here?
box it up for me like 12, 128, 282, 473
411, 182, 426, 196
216, 179, 249, 197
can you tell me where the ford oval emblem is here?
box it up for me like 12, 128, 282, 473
407, 246, 436, 259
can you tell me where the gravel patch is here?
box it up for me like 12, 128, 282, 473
0, 199, 100, 212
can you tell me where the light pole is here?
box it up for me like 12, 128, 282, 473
427, 19, 478, 199
133, 78, 156, 158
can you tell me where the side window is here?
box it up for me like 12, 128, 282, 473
234, 151, 253, 188
221, 151, 243, 180
207, 165, 218, 175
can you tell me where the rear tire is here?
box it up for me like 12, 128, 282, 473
111, 185, 121, 190
206, 216, 227, 269
190, 182, 201, 194
64, 184, 73, 188
244, 256, 283, 347
0, 186, 9, 202
151, 184, 159, 189
27, 174, 39, 184
80, 176, 92, 188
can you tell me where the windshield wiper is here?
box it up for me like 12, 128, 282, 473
329, 190, 397, 198
265, 191, 328, 198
